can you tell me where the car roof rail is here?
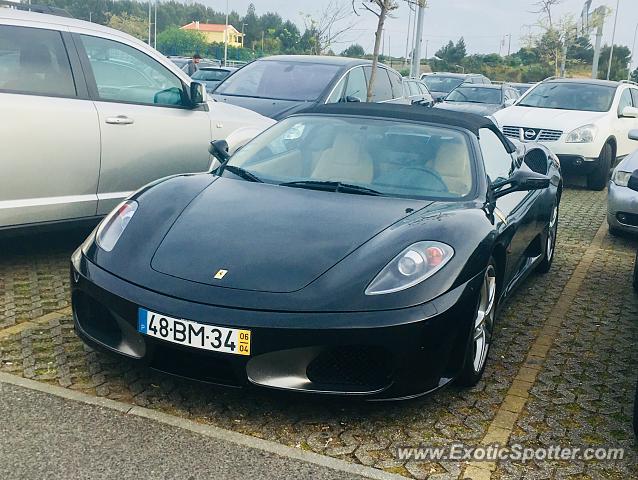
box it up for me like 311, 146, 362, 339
0, 1, 73, 17
540, 76, 559, 82
619, 79, 638, 86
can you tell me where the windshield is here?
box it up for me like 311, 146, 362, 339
192, 69, 230, 82
224, 116, 474, 199
214, 60, 341, 101
446, 86, 501, 104
422, 76, 465, 93
518, 82, 615, 112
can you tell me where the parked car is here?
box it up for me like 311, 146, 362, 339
71, 103, 562, 400
211, 55, 409, 120
191, 66, 237, 93
434, 83, 520, 116
420, 72, 491, 102
0, 8, 274, 232
403, 78, 434, 106
509, 82, 536, 96
494, 78, 638, 190
608, 130, 638, 235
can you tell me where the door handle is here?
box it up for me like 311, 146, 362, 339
105, 115, 134, 125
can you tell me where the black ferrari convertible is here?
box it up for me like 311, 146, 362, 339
71, 103, 562, 400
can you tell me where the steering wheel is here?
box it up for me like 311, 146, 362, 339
398, 166, 449, 192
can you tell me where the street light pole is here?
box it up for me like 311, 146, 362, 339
153, 0, 157, 49
410, 0, 425, 78
606, 0, 620, 80
629, 22, 638, 80
148, 1, 151, 46
224, 0, 229, 66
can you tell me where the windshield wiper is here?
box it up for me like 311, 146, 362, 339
279, 180, 383, 196
223, 165, 263, 182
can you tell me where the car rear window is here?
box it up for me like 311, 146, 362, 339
214, 60, 341, 101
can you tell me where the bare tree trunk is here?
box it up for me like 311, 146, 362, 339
367, 8, 387, 101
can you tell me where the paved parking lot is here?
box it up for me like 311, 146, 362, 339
1, 185, 637, 479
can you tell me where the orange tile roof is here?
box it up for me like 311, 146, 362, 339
181, 22, 240, 33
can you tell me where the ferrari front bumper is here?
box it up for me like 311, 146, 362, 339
71, 250, 483, 400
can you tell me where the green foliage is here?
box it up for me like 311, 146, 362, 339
156, 28, 206, 57
434, 37, 466, 66
106, 13, 148, 41
341, 44, 365, 58
597, 45, 631, 81
631, 68, 638, 83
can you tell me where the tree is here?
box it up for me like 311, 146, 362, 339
341, 44, 365, 57
352, 0, 418, 101
106, 13, 148, 41
434, 37, 466, 66
598, 45, 631, 81
532, 0, 562, 28
156, 27, 207, 57
632, 68, 638, 83
301, 1, 355, 55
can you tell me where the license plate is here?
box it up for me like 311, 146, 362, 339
137, 308, 251, 356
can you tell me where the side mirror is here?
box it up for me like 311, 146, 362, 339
620, 106, 638, 118
208, 139, 230, 163
189, 81, 206, 107
629, 129, 638, 141
627, 170, 638, 192
345, 95, 361, 103
490, 168, 550, 199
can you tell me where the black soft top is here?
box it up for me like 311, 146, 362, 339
299, 103, 513, 151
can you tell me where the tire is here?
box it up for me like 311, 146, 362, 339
634, 378, 638, 438
587, 143, 613, 191
536, 202, 559, 273
633, 251, 638, 292
457, 260, 498, 387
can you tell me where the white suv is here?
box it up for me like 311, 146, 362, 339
0, 8, 274, 231
493, 78, 638, 190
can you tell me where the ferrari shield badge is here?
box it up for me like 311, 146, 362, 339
214, 269, 228, 280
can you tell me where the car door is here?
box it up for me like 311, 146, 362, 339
614, 88, 638, 158
75, 33, 212, 215
363, 66, 393, 104
0, 24, 100, 228
479, 128, 538, 287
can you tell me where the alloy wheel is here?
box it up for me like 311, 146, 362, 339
472, 265, 497, 373
546, 204, 558, 262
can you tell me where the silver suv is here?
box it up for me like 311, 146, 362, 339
0, 8, 274, 231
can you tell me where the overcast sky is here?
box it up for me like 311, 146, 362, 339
199, 0, 637, 65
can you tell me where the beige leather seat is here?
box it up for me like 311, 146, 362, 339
432, 141, 472, 195
311, 133, 374, 184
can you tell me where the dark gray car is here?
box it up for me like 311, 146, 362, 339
421, 72, 491, 102
434, 84, 520, 116
211, 55, 409, 120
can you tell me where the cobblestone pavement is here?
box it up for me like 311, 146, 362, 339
1, 186, 637, 480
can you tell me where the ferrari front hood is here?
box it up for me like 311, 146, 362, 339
151, 177, 426, 294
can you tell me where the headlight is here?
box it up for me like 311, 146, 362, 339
95, 201, 138, 252
612, 170, 632, 187
565, 124, 597, 143
365, 241, 454, 295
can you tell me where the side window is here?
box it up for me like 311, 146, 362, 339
479, 128, 513, 182
387, 69, 403, 98
80, 35, 184, 107
343, 67, 367, 102
326, 75, 346, 103
0, 25, 76, 97
418, 82, 429, 95
365, 66, 393, 102
631, 89, 638, 107
326, 67, 366, 103
617, 89, 633, 116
